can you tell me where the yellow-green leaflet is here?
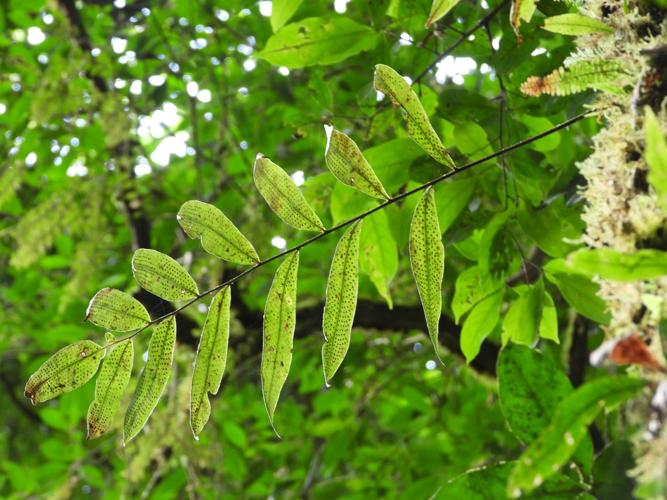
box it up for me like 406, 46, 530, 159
85, 287, 150, 332
373, 64, 455, 169
177, 200, 260, 265
254, 154, 325, 232
322, 221, 362, 384
123, 317, 176, 444
324, 126, 390, 200
87, 334, 134, 440
24, 340, 103, 404
190, 287, 231, 439
132, 248, 199, 301
409, 187, 444, 361
261, 251, 299, 434
425, 0, 461, 28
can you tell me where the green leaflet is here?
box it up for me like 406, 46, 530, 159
124, 317, 176, 444
373, 64, 455, 169
510, 0, 537, 38
544, 259, 610, 324
254, 154, 325, 232
460, 290, 503, 363
270, 0, 303, 32
324, 126, 390, 200
644, 107, 667, 209
409, 187, 444, 361
257, 17, 378, 68
360, 210, 398, 308
539, 292, 559, 344
85, 287, 150, 332
425, 0, 460, 28
177, 200, 260, 265
566, 248, 667, 281
435, 177, 475, 234
451, 266, 500, 324
507, 376, 645, 497
87, 334, 134, 440
132, 248, 199, 301
190, 287, 231, 439
502, 283, 543, 346
24, 340, 103, 404
497, 345, 593, 474
322, 221, 362, 384
261, 251, 299, 434
543, 13, 613, 36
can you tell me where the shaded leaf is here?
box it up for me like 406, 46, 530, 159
257, 17, 378, 68
435, 462, 592, 499
254, 154, 325, 232
435, 176, 475, 234
544, 260, 610, 324
87, 334, 134, 439
322, 221, 362, 384
425, 0, 460, 28
644, 107, 667, 209
374, 64, 455, 168
324, 125, 390, 200
124, 317, 177, 444
498, 345, 593, 473
451, 265, 499, 323
177, 200, 260, 265
261, 252, 299, 433
190, 287, 231, 439
543, 13, 613, 35
409, 188, 444, 360
460, 290, 503, 363
25, 340, 103, 404
132, 248, 199, 301
510, 0, 537, 39
566, 248, 667, 281
270, 0, 303, 32
85, 288, 150, 332
508, 376, 645, 496
360, 210, 398, 308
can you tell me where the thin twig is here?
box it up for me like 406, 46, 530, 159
102, 109, 594, 351
413, 0, 510, 84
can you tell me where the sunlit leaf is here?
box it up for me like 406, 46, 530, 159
543, 13, 613, 35
261, 252, 299, 434
644, 107, 667, 209
360, 210, 398, 308
507, 376, 645, 497
460, 290, 503, 363
539, 291, 559, 343
124, 317, 177, 444
510, 0, 537, 39
190, 287, 231, 439
324, 125, 390, 200
425, 0, 460, 28
502, 283, 543, 346
254, 154, 325, 232
374, 64, 455, 169
270, 0, 303, 32
257, 17, 379, 68
322, 221, 362, 384
409, 188, 444, 360
132, 248, 199, 301
87, 334, 134, 440
498, 345, 593, 473
85, 288, 150, 332
566, 248, 667, 281
177, 200, 260, 265
24, 340, 103, 404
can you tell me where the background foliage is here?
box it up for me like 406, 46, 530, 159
1, 0, 664, 498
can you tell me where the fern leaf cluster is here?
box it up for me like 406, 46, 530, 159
24, 64, 454, 442
521, 59, 628, 97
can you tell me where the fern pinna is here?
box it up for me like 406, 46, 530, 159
24, 64, 588, 442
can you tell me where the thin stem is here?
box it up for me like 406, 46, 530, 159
106, 109, 594, 350
413, 0, 510, 84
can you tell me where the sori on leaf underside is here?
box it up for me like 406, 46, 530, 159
24, 62, 591, 444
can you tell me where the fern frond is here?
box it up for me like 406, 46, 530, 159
521, 59, 629, 97
0, 164, 24, 209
